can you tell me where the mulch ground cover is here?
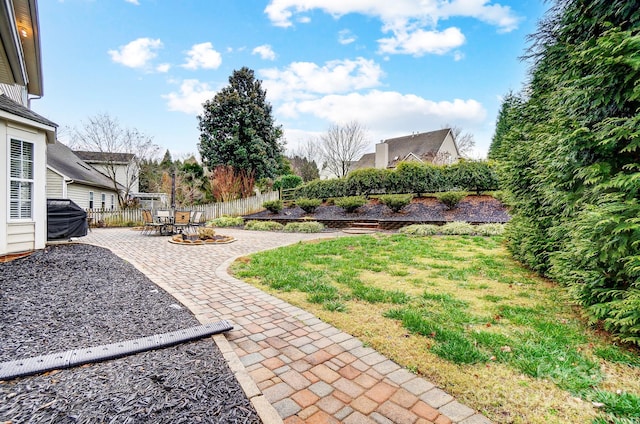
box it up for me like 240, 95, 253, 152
245, 194, 510, 224
0, 244, 260, 424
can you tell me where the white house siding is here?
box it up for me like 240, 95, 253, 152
0, 84, 28, 106
46, 168, 64, 198
7, 222, 35, 252
67, 183, 119, 210
435, 133, 460, 165
91, 162, 138, 194
1, 121, 48, 255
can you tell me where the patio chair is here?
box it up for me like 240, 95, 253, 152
190, 211, 204, 229
141, 209, 163, 235
173, 210, 192, 234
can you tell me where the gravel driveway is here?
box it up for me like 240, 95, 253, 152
0, 244, 260, 423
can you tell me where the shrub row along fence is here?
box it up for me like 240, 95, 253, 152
292, 161, 498, 200
87, 191, 279, 227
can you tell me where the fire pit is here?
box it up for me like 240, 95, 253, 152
168, 227, 235, 245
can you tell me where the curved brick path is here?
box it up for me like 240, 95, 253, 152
81, 228, 491, 424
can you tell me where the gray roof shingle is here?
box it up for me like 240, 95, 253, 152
0, 94, 57, 128
47, 142, 119, 191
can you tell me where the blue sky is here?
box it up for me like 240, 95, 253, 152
33, 0, 548, 160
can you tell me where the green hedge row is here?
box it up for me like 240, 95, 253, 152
294, 160, 498, 199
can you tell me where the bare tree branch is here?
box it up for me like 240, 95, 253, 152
319, 121, 369, 178
71, 113, 159, 207
442, 123, 476, 158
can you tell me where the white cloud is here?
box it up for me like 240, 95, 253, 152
125, 0, 140, 5
277, 90, 486, 138
338, 29, 356, 45
156, 63, 171, 73
182, 42, 222, 70
264, 0, 521, 56
265, 0, 520, 31
162, 79, 218, 115
260, 57, 384, 101
252, 44, 277, 61
108, 38, 162, 69
378, 26, 465, 56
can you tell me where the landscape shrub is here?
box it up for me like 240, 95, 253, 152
295, 198, 322, 213
394, 162, 445, 194
207, 216, 244, 227
295, 178, 346, 200
283, 221, 325, 233
440, 222, 475, 235
475, 223, 505, 236
379, 194, 413, 212
273, 174, 303, 191
334, 196, 367, 213
346, 168, 389, 196
448, 161, 499, 194
436, 191, 467, 209
399, 224, 439, 236
244, 220, 284, 231
262, 200, 283, 213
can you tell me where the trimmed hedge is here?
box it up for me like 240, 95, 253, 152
244, 220, 284, 231
293, 160, 497, 200
273, 174, 303, 191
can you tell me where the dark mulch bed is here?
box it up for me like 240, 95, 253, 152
245, 195, 510, 224
0, 244, 260, 424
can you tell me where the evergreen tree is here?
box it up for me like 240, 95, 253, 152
496, 0, 640, 344
198, 67, 285, 181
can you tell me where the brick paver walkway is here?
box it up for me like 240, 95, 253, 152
80, 228, 491, 424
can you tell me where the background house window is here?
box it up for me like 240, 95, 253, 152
89, 191, 94, 209
101, 193, 106, 209
111, 194, 115, 210
9, 139, 34, 219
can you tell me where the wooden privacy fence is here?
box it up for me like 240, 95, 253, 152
87, 191, 278, 227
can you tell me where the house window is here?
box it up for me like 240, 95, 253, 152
89, 191, 94, 209
101, 193, 106, 209
111, 194, 115, 210
9, 139, 34, 220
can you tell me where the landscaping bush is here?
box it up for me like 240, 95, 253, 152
295, 198, 322, 213
334, 196, 367, 213
440, 222, 475, 235
244, 220, 284, 231
263, 200, 283, 214
295, 178, 347, 200
436, 191, 467, 209
283, 221, 325, 233
448, 160, 499, 194
399, 224, 440, 236
475, 223, 505, 236
379, 194, 413, 212
346, 168, 389, 196
207, 216, 244, 227
273, 174, 303, 191
394, 162, 445, 194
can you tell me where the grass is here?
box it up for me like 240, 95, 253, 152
230, 234, 640, 424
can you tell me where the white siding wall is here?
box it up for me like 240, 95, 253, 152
46, 168, 64, 198
436, 133, 461, 165
67, 183, 119, 210
1, 121, 48, 255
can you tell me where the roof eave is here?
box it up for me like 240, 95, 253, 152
0, 107, 56, 142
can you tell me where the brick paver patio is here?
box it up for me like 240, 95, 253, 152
80, 228, 491, 424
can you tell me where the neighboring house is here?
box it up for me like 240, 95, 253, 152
1, 0, 58, 256
47, 141, 120, 210
350, 128, 461, 173
73, 151, 139, 199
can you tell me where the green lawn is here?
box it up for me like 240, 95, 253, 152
231, 234, 640, 424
